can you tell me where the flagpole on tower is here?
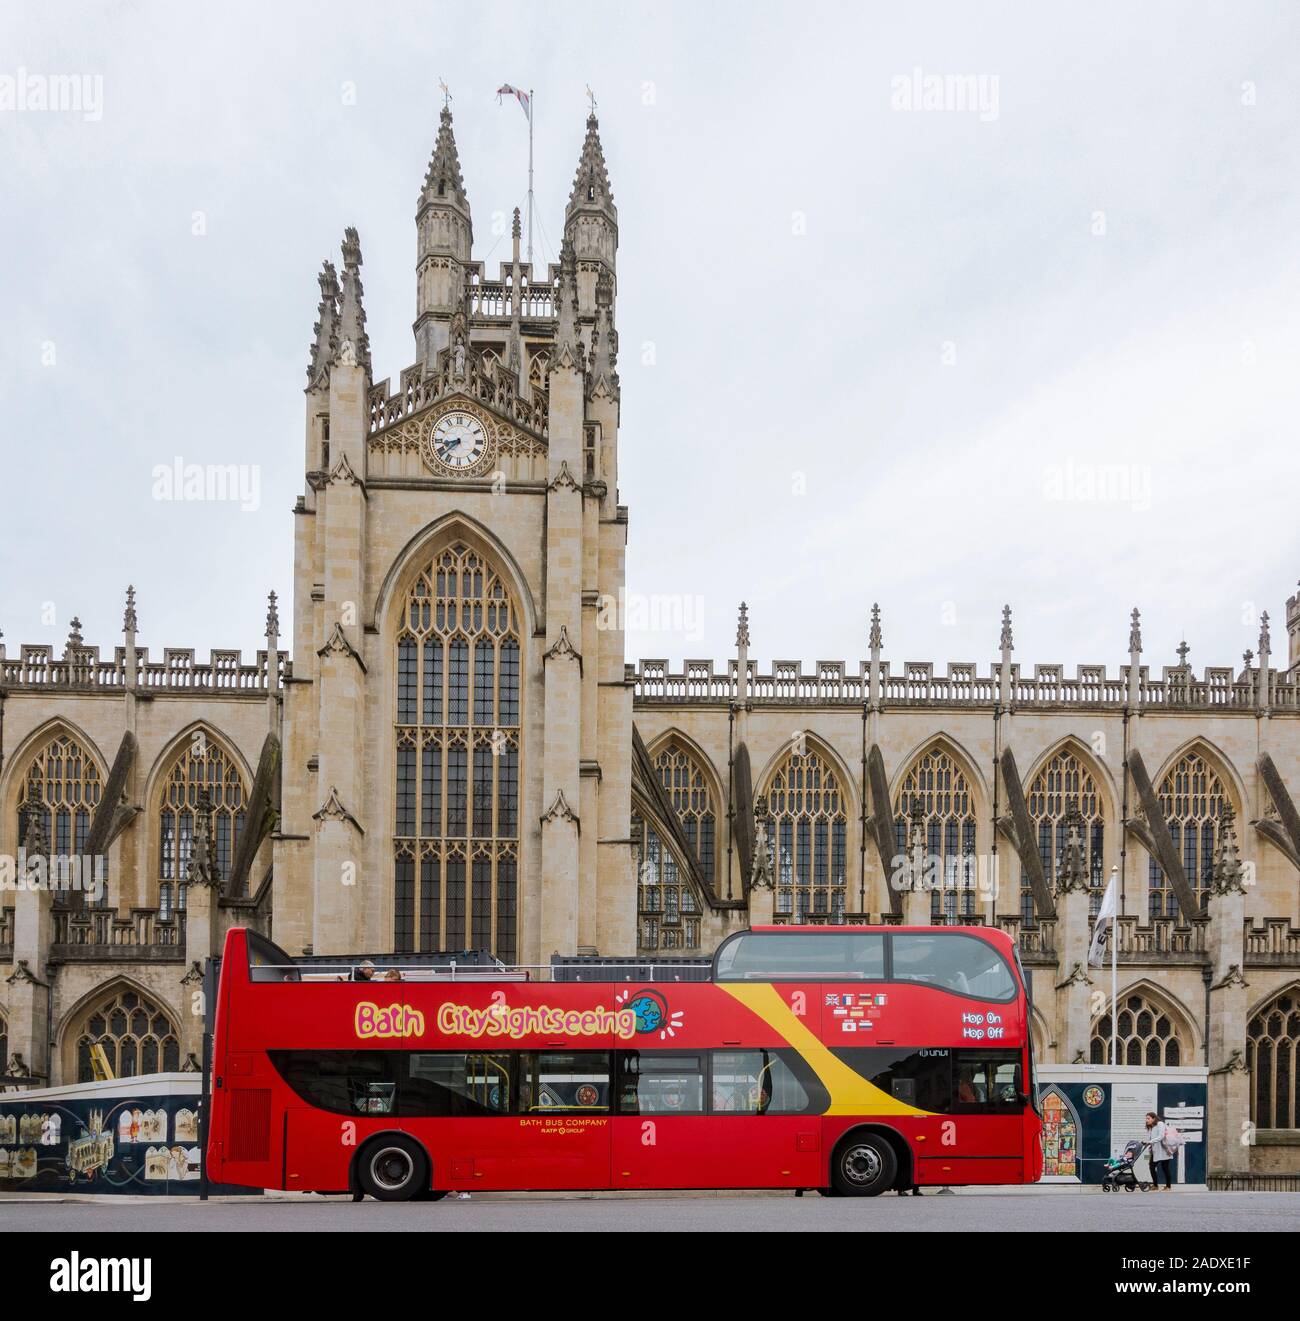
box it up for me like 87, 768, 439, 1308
527, 88, 534, 267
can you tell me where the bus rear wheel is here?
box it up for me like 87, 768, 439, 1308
832, 1133, 897, 1197
357, 1136, 430, 1202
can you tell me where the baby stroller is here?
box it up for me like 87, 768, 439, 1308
1101, 1139, 1150, 1192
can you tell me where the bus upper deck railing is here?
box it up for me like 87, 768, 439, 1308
249, 959, 713, 984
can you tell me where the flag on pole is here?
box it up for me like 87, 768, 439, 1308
497, 84, 531, 121
1088, 870, 1119, 966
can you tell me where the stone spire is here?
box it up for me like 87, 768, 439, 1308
123, 585, 138, 636
1176, 638, 1190, 667
998, 605, 1014, 707
336, 228, 371, 376
63, 617, 84, 659
554, 238, 582, 370
736, 602, 750, 649
420, 105, 471, 224
265, 590, 280, 640
1055, 800, 1090, 894
907, 798, 927, 890
868, 603, 883, 707
1127, 606, 1143, 709
1210, 806, 1245, 895
565, 111, 617, 231
305, 260, 340, 390
415, 105, 473, 367
1257, 611, 1271, 711
564, 110, 618, 318
22, 798, 47, 857
587, 267, 619, 399
186, 791, 219, 889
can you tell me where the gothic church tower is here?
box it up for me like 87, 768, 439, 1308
275, 108, 634, 965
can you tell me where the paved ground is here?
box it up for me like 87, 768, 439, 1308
2, 1189, 1296, 1232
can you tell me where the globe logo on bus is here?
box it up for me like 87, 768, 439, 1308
628, 990, 668, 1034
617, 988, 686, 1040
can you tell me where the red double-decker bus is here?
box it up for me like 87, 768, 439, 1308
207, 924, 1043, 1199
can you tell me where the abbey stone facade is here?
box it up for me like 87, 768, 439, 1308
2, 108, 1299, 1185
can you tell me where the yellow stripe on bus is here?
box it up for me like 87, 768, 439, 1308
718, 983, 933, 1117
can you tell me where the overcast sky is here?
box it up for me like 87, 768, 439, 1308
3, 1, 1298, 676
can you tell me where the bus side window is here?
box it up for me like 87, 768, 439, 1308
711, 1051, 811, 1116
617, 1053, 704, 1114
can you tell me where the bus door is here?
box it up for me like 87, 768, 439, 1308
503, 1051, 613, 1191
611, 1049, 820, 1190
611, 1050, 712, 1189
706, 1049, 822, 1189
915, 1049, 1025, 1184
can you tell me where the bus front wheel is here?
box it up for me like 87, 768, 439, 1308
356, 1136, 430, 1202
831, 1133, 897, 1197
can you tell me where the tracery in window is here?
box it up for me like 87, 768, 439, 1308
892, 745, 976, 923
1024, 749, 1105, 925
1248, 987, 1300, 1131
1149, 749, 1230, 919
1090, 991, 1186, 1065
652, 739, 717, 892
633, 808, 701, 952
17, 731, 105, 908
72, 985, 180, 1082
395, 543, 520, 960
158, 733, 247, 915
767, 747, 848, 922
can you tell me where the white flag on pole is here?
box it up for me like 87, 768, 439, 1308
1088, 870, 1118, 967
497, 84, 531, 121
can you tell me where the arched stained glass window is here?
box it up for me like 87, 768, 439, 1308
1248, 987, 1300, 1131
72, 986, 180, 1082
1090, 991, 1187, 1066
766, 747, 848, 922
158, 733, 248, 914
1025, 749, 1106, 924
394, 543, 520, 960
892, 746, 976, 923
652, 740, 718, 891
632, 809, 701, 952
17, 732, 105, 908
1149, 751, 1229, 920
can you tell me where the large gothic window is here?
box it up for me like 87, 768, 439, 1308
72, 985, 180, 1082
893, 746, 976, 923
17, 732, 105, 907
157, 733, 247, 917
1090, 991, 1185, 1065
1024, 749, 1106, 925
767, 747, 848, 921
632, 809, 701, 952
652, 740, 717, 892
1248, 988, 1300, 1131
1149, 750, 1229, 920
393, 544, 520, 960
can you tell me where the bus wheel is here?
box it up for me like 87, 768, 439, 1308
357, 1136, 429, 1202
832, 1134, 896, 1197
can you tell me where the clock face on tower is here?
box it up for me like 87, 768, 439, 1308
428, 410, 488, 472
